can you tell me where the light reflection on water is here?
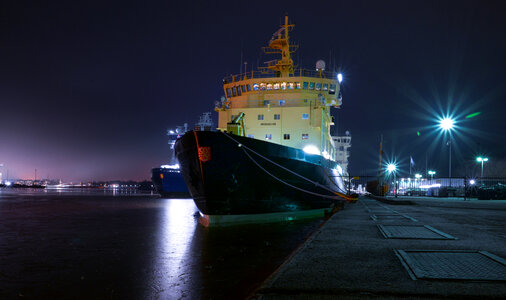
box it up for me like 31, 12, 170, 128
152, 199, 200, 299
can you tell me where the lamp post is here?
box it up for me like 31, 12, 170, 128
476, 156, 489, 184
439, 117, 455, 186
387, 163, 397, 197
428, 170, 436, 182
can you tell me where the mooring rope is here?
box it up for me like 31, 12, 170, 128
220, 131, 353, 200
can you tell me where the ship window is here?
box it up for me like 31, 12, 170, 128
241, 85, 246, 93
236, 86, 242, 96
274, 114, 280, 120
283, 134, 290, 140
273, 83, 280, 90
302, 113, 309, 120
253, 83, 259, 90
302, 133, 309, 139
248, 134, 254, 138
279, 100, 285, 106
247, 84, 251, 91
264, 100, 270, 106
265, 134, 272, 140
302, 82, 308, 89
260, 83, 266, 90
232, 87, 237, 96
226, 88, 232, 97
322, 83, 328, 91
281, 82, 287, 90
258, 114, 264, 120
266, 83, 273, 90
329, 84, 336, 94
296, 82, 301, 89
316, 83, 321, 91
309, 82, 315, 90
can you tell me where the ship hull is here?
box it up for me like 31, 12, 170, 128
175, 131, 346, 216
151, 168, 190, 197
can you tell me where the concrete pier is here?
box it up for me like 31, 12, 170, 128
253, 196, 506, 299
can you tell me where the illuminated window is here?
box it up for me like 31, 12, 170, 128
322, 83, 328, 91
241, 85, 246, 93
279, 100, 285, 106
296, 82, 301, 89
253, 83, 259, 90
258, 114, 264, 120
302, 82, 308, 89
236, 86, 241, 96
302, 113, 309, 120
264, 100, 270, 106
309, 82, 315, 90
248, 134, 254, 138
260, 83, 266, 90
247, 84, 251, 92
273, 83, 280, 90
266, 83, 273, 90
302, 133, 309, 139
265, 134, 272, 140
316, 83, 321, 91
329, 84, 336, 95
226, 88, 232, 97
281, 82, 287, 90
283, 134, 290, 140
274, 114, 280, 120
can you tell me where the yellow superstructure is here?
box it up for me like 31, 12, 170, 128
216, 16, 342, 161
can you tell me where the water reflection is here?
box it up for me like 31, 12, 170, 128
150, 199, 201, 299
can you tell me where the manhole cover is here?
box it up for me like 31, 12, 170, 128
395, 250, 506, 281
378, 225, 457, 239
371, 214, 417, 222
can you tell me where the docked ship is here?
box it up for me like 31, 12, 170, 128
175, 16, 355, 224
151, 113, 213, 197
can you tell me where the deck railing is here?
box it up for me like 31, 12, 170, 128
223, 68, 339, 83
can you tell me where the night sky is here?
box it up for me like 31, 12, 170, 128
1, 0, 505, 181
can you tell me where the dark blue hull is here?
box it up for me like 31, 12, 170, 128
151, 168, 190, 197
175, 130, 347, 215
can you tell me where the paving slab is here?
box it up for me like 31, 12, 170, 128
253, 197, 506, 299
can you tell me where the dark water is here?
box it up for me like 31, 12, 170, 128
0, 189, 323, 299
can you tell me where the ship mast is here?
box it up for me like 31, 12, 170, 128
262, 15, 298, 77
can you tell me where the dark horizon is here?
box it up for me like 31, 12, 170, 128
1, 0, 505, 181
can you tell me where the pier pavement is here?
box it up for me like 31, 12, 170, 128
253, 196, 506, 299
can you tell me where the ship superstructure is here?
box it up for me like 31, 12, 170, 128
175, 16, 354, 224
215, 16, 342, 160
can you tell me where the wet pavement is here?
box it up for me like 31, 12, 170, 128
0, 189, 324, 299
254, 196, 506, 299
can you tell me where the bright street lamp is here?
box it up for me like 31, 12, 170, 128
387, 163, 396, 173
428, 170, 436, 180
438, 116, 455, 180
476, 156, 489, 180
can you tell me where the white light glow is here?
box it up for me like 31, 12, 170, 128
322, 150, 331, 160
303, 145, 320, 155
415, 173, 422, 179
469, 179, 476, 185
419, 183, 441, 189
161, 164, 180, 169
439, 117, 454, 131
169, 130, 175, 134
387, 163, 396, 173
337, 73, 343, 83
5, 181, 11, 186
